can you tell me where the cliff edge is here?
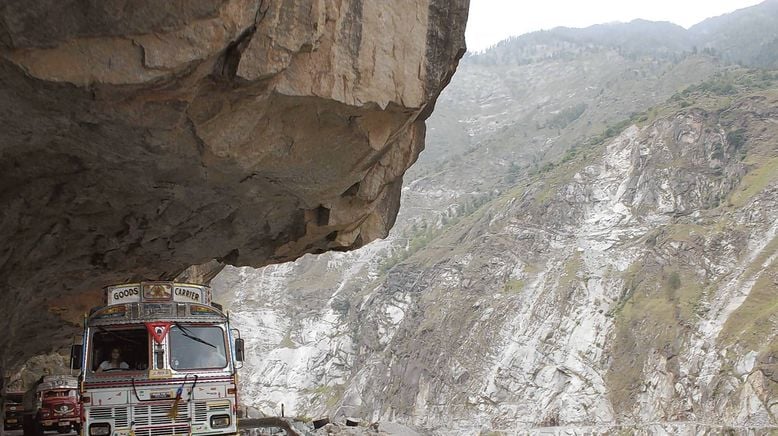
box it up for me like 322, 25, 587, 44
0, 0, 468, 371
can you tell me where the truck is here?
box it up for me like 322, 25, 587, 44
3, 390, 25, 430
70, 281, 245, 436
21, 376, 81, 435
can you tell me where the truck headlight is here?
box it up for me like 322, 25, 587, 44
89, 423, 111, 436
210, 415, 230, 429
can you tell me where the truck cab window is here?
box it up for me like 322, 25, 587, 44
169, 325, 227, 370
91, 328, 149, 372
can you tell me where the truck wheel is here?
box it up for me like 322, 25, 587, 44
75, 424, 82, 434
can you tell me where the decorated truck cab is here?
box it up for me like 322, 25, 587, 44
71, 282, 244, 436
21, 375, 81, 436
4, 390, 25, 430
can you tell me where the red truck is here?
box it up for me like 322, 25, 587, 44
22, 375, 81, 436
3, 390, 25, 430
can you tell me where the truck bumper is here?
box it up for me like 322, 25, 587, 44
4, 418, 23, 430
42, 419, 79, 428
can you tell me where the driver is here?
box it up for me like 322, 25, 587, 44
97, 347, 129, 371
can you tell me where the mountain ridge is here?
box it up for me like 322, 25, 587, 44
469, 0, 778, 68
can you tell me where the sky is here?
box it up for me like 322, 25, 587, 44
466, 0, 766, 52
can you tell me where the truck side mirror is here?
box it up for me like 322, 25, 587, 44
70, 344, 83, 370
235, 338, 245, 362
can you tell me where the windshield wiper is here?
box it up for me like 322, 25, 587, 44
173, 322, 217, 349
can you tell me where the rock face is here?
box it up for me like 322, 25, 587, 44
0, 0, 468, 372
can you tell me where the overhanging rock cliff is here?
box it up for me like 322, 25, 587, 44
0, 0, 468, 371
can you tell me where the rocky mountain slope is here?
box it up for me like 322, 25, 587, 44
212, 3, 778, 433
216, 65, 778, 434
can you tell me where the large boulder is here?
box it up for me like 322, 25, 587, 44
0, 0, 468, 371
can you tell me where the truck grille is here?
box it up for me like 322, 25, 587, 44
90, 406, 129, 428
88, 399, 229, 432
134, 424, 189, 436
193, 402, 207, 423
207, 402, 229, 412
133, 404, 189, 426
192, 400, 230, 424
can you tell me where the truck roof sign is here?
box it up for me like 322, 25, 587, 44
109, 285, 141, 304
106, 282, 211, 306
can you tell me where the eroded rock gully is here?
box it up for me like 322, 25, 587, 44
0, 0, 468, 372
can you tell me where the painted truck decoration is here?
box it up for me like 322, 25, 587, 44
70, 282, 245, 436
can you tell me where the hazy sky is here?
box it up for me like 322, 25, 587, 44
466, 0, 766, 51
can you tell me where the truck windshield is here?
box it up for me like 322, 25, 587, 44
169, 325, 227, 370
5, 393, 23, 403
91, 327, 149, 372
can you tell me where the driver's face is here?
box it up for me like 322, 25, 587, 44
111, 350, 120, 359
